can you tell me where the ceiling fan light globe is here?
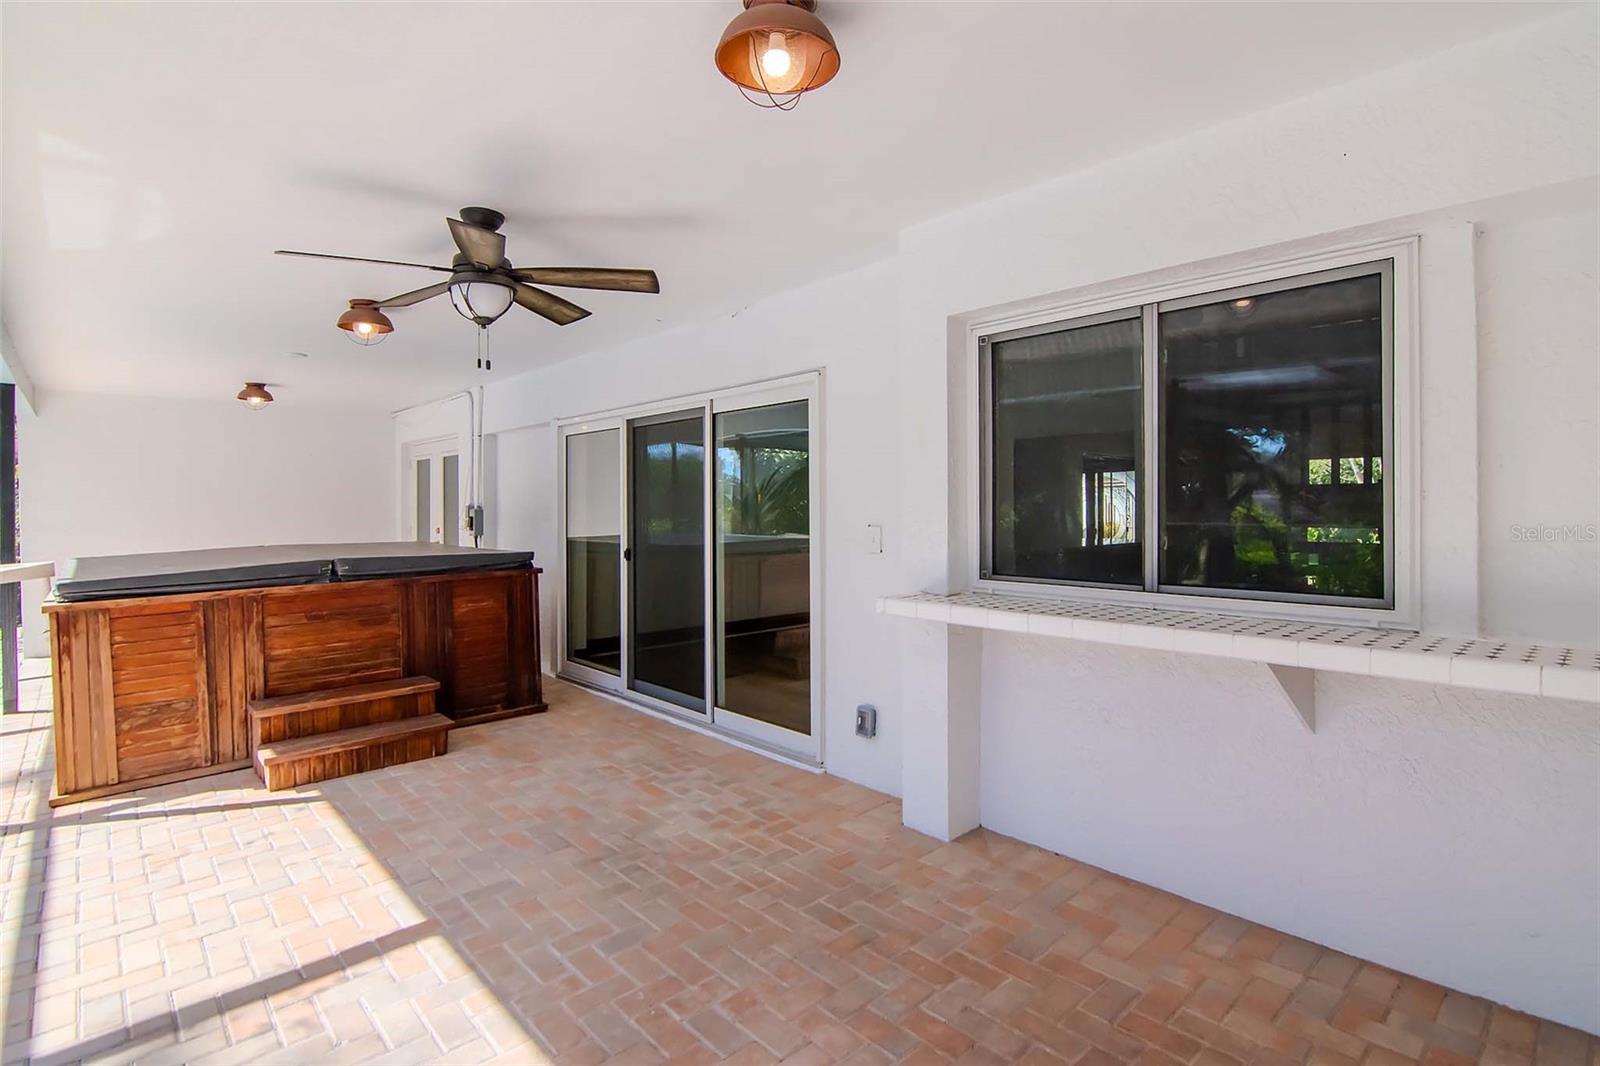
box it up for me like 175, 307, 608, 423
449, 278, 515, 327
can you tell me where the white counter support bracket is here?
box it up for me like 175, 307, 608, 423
1266, 664, 1316, 733
878, 590, 1600, 708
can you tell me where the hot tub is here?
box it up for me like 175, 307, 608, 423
43, 543, 545, 805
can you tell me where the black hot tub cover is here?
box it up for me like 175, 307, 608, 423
52, 542, 535, 602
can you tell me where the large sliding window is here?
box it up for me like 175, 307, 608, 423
988, 310, 1144, 587
982, 258, 1395, 611
557, 377, 821, 761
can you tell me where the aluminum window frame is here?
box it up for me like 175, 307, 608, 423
1154, 260, 1395, 609
972, 236, 1419, 628
978, 304, 1146, 592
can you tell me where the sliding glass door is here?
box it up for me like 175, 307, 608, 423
556, 377, 820, 761
713, 397, 812, 748
564, 427, 623, 680
628, 411, 707, 712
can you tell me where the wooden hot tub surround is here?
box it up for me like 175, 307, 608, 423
45, 566, 544, 806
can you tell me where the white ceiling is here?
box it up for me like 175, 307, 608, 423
0, 1, 1566, 409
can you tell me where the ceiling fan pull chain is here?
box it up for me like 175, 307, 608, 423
475, 325, 492, 372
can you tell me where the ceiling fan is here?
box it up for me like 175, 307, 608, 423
275, 206, 661, 349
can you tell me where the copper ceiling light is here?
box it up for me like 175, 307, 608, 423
236, 383, 274, 410
715, 0, 840, 110
336, 298, 394, 346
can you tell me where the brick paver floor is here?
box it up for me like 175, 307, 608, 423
1, 665, 1593, 1065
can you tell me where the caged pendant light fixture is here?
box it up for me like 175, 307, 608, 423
715, 0, 840, 110
336, 299, 394, 346
236, 382, 274, 410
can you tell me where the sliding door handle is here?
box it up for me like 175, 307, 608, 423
623, 547, 633, 563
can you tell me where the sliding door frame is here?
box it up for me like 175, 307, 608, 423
555, 416, 628, 692
706, 380, 821, 760
553, 371, 824, 765
627, 406, 710, 713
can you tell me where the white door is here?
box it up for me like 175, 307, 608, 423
405, 440, 463, 544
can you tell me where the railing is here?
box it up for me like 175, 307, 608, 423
0, 561, 54, 714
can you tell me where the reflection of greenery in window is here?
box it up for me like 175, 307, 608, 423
1307, 527, 1380, 543
719, 445, 808, 535
1160, 272, 1384, 601
641, 440, 703, 539
1371, 456, 1382, 482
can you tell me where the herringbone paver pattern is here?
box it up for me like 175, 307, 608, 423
1, 666, 1593, 1065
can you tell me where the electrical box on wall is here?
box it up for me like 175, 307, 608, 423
855, 704, 877, 738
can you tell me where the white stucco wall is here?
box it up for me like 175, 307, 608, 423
19, 390, 396, 655
1477, 207, 1600, 645
391, 9, 1599, 1031
893, 11, 1599, 1031
978, 634, 1598, 1030
432, 259, 906, 798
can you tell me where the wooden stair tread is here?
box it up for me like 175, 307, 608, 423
256, 714, 452, 763
249, 676, 440, 719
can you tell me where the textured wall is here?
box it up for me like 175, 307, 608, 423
979, 632, 1600, 1032
892, 10, 1600, 1030
472, 259, 906, 798
1477, 207, 1600, 644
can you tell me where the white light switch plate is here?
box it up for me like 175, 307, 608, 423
866, 524, 884, 554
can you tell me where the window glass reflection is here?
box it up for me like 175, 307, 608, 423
715, 401, 810, 735
1160, 273, 1385, 600
991, 316, 1143, 585
630, 415, 706, 710
565, 430, 621, 674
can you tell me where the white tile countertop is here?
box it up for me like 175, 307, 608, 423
878, 591, 1600, 704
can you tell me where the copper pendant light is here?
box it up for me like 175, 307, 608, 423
715, 0, 840, 110
336, 298, 394, 346
236, 382, 273, 410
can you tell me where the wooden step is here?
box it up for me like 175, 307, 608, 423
248, 676, 439, 751
250, 676, 440, 718
254, 714, 451, 791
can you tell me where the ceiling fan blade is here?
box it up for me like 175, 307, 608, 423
376, 281, 452, 309
274, 249, 451, 272
513, 283, 590, 326
447, 218, 506, 269
510, 267, 660, 294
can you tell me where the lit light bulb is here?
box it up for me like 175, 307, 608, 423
236, 382, 274, 409
760, 31, 792, 80
355, 321, 374, 336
